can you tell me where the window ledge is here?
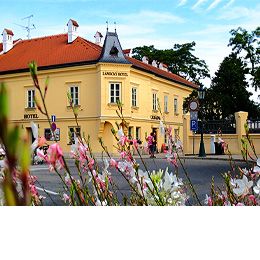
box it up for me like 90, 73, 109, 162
131, 106, 139, 110
152, 109, 158, 113
164, 111, 169, 114
25, 107, 36, 111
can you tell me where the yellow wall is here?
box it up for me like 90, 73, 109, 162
1, 62, 195, 156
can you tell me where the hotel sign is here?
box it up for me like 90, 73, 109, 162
102, 71, 128, 76
150, 115, 161, 120
24, 114, 39, 119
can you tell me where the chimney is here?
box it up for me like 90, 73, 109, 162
142, 56, 149, 64
152, 60, 158, 67
159, 62, 168, 71
67, 19, 79, 43
94, 31, 103, 46
2, 29, 14, 53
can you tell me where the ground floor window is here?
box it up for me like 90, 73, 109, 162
136, 127, 141, 141
69, 127, 81, 144
128, 126, 133, 140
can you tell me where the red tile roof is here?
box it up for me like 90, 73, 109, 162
69, 19, 79, 27
0, 34, 102, 73
126, 56, 198, 89
3, 29, 14, 36
0, 32, 198, 88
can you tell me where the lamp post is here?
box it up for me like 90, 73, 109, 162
198, 85, 206, 157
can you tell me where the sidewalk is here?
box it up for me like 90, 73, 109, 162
64, 151, 257, 162
132, 152, 255, 162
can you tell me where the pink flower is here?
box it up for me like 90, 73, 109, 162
46, 143, 64, 169
132, 139, 138, 149
78, 144, 86, 155
236, 202, 245, 206
119, 136, 129, 146
88, 158, 95, 170
38, 137, 46, 147
110, 158, 117, 167
120, 151, 126, 160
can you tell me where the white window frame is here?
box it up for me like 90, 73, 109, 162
153, 93, 157, 110
69, 127, 81, 144
27, 89, 36, 108
164, 95, 168, 112
132, 87, 137, 107
70, 85, 79, 106
109, 82, 121, 104
174, 98, 178, 114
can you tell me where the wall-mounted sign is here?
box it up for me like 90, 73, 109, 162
150, 115, 161, 120
24, 114, 39, 119
102, 71, 128, 77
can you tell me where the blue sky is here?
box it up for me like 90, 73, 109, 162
1, 0, 260, 99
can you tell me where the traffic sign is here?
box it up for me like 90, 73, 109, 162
190, 119, 198, 131
51, 115, 56, 123
190, 111, 198, 120
51, 122, 57, 131
189, 100, 199, 111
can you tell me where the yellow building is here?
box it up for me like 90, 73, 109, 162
0, 19, 198, 155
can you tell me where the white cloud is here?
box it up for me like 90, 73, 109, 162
104, 10, 185, 25
223, 0, 235, 9
178, 0, 187, 7
208, 0, 223, 11
192, 0, 208, 9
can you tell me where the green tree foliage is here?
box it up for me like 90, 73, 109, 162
228, 26, 260, 90
183, 53, 260, 120
132, 42, 210, 87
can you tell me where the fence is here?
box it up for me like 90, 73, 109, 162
247, 119, 260, 133
183, 111, 260, 155
196, 119, 236, 134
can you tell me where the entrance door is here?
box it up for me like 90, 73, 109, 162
26, 127, 36, 145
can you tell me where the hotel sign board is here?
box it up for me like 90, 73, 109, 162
102, 71, 128, 77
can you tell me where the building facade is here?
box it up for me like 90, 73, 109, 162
0, 19, 198, 155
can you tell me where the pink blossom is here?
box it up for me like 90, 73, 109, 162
236, 202, 245, 206
120, 151, 126, 160
110, 158, 117, 167
78, 144, 86, 155
38, 137, 46, 147
119, 136, 129, 146
88, 158, 95, 170
132, 139, 138, 149
46, 143, 64, 169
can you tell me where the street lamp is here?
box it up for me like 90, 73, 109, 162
198, 85, 206, 157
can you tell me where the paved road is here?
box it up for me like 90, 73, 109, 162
31, 156, 246, 206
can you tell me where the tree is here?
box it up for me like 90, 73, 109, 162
228, 26, 260, 90
183, 53, 260, 120
132, 42, 210, 87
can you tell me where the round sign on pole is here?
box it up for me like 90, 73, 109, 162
51, 122, 57, 131
189, 100, 199, 111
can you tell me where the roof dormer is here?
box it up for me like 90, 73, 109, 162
67, 19, 79, 43
94, 31, 103, 46
1, 29, 14, 53
142, 56, 149, 64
